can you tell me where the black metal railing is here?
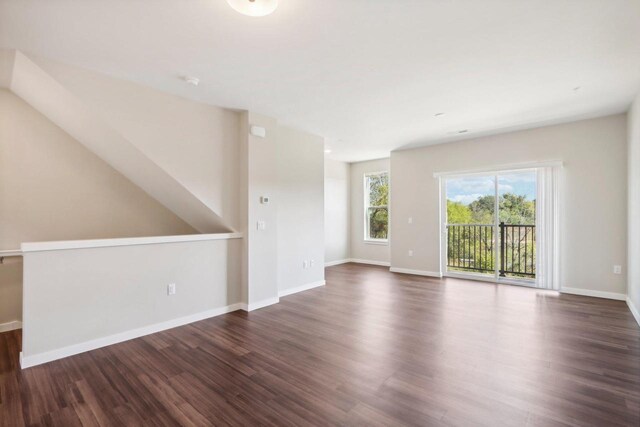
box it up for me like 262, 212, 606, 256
446, 224, 495, 273
447, 223, 535, 278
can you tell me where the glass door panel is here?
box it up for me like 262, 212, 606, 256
444, 170, 538, 283
445, 175, 496, 277
497, 171, 537, 279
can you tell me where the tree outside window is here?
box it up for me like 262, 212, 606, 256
365, 172, 389, 241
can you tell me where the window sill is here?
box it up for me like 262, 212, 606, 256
364, 239, 388, 246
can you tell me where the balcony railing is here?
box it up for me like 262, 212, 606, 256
447, 223, 535, 279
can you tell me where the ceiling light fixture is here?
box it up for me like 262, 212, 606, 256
226, 0, 278, 17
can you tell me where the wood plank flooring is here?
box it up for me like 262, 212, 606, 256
1, 263, 639, 426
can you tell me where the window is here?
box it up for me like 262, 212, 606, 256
364, 172, 389, 241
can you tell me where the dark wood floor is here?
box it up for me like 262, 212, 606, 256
1, 263, 639, 426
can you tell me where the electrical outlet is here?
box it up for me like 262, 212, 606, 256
167, 283, 176, 296
310, 259, 315, 267
408, 250, 413, 257
613, 265, 622, 275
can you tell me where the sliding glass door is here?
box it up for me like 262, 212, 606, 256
442, 170, 537, 283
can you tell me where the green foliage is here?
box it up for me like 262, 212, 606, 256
446, 193, 536, 278
469, 195, 495, 224
367, 173, 389, 239
499, 193, 535, 225
368, 207, 388, 239
368, 174, 388, 206
447, 194, 535, 225
447, 200, 472, 224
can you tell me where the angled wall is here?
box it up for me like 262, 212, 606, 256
5, 50, 233, 233
0, 90, 195, 248
30, 54, 243, 231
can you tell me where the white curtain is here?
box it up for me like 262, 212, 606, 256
536, 166, 560, 290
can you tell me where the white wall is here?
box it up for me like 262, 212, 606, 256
21, 236, 242, 367
391, 114, 628, 295
277, 126, 325, 294
350, 158, 390, 264
628, 93, 640, 318
325, 160, 350, 264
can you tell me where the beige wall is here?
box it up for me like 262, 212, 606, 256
628, 93, 640, 315
350, 158, 390, 264
325, 160, 350, 264
240, 112, 279, 307
277, 126, 325, 293
31, 55, 242, 231
0, 90, 195, 249
0, 89, 195, 326
21, 237, 242, 366
390, 114, 628, 295
0, 49, 13, 88
0, 258, 21, 328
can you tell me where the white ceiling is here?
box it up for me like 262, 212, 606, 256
1, 0, 639, 162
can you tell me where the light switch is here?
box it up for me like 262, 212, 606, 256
257, 221, 266, 230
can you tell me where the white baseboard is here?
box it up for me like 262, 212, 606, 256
560, 287, 626, 301
20, 303, 244, 369
389, 267, 443, 278
240, 297, 280, 312
279, 280, 326, 297
627, 297, 640, 327
0, 320, 22, 333
325, 259, 350, 267
348, 258, 390, 267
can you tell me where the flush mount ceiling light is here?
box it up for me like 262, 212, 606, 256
226, 0, 278, 17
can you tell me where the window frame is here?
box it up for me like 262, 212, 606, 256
363, 171, 389, 244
